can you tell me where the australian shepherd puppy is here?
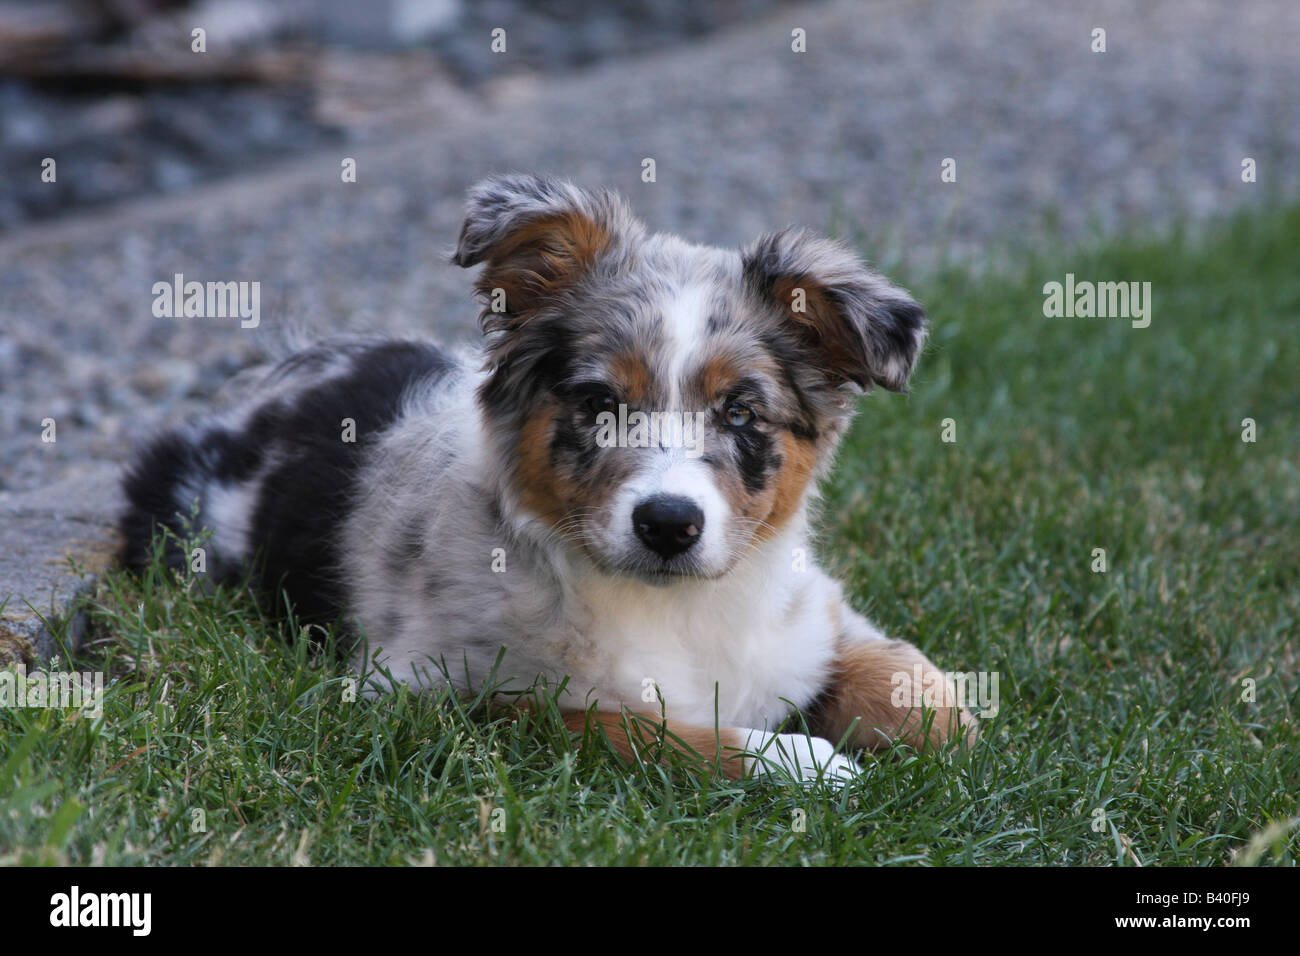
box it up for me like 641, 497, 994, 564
120, 173, 974, 786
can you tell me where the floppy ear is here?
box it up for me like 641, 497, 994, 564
453, 174, 643, 421
451, 173, 641, 318
741, 228, 927, 392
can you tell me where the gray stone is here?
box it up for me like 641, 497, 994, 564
0, 465, 121, 663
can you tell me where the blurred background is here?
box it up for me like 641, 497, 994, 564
0, 0, 798, 228
0, 0, 1296, 651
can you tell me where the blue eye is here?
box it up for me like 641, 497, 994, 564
723, 402, 755, 428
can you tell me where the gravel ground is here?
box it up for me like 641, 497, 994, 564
0, 0, 802, 227
1, 0, 1297, 653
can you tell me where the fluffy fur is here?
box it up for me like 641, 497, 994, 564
120, 173, 974, 785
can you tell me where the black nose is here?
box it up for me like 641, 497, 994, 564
632, 496, 705, 559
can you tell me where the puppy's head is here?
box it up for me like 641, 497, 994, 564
454, 173, 926, 582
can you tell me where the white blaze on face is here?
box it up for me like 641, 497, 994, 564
661, 282, 711, 408
600, 281, 734, 572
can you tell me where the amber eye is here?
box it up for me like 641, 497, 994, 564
723, 402, 755, 429
584, 391, 617, 417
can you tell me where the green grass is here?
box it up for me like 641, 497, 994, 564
3, 204, 1298, 866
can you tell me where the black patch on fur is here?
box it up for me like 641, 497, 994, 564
796, 683, 838, 741
551, 410, 602, 479
733, 426, 776, 495
119, 431, 209, 573
760, 330, 822, 441
788, 417, 819, 443
120, 341, 453, 627
248, 341, 451, 623
478, 319, 578, 423
206, 427, 267, 484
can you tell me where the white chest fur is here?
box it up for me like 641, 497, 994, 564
559, 531, 840, 729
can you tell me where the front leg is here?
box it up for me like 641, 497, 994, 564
807, 604, 978, 753
563, 710, 861, 787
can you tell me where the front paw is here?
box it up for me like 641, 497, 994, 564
741, 730, 862, 789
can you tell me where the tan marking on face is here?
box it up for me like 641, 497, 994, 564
512, 396, 628, 551
608, 350, 653, 406
707, 429, 816, 546
710, 460, 750, 523
514, 400, 566, 521
691, 346, 782, 402
698, 352, 745, 402
755, 432, 818, 541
